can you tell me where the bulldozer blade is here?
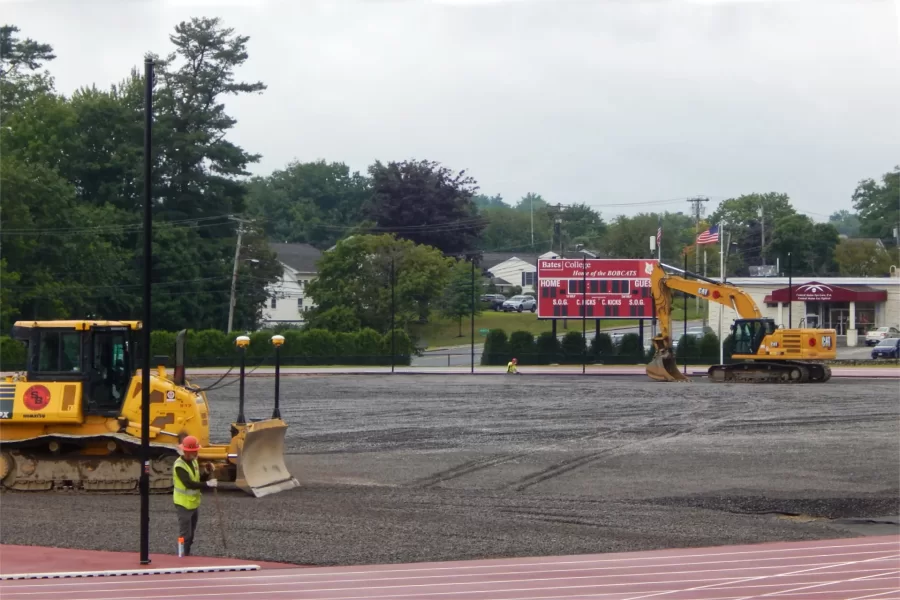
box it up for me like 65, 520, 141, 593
646, 350, 689, 382
234, 419, 299, 498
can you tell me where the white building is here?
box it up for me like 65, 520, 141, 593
482, 250, 595, 295
260, 243, 322, 327
707, 275, 900, 347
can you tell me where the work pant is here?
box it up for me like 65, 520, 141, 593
176, 505, 199, 556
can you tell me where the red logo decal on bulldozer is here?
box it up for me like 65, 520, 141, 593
23, 385, 51, 411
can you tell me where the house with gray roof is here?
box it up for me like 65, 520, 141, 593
261, 243, 322, 327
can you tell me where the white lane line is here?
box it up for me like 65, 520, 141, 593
488, 586, 900, 600
620, 553, 900, 600
740, 570, 900, 600
3, 557, 897, 597
31, 567, 899, 600
846, 588, 900, 600
3, 542, 897, 590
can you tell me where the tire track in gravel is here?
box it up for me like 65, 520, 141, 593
410, 414, 666, 489
504, 392, 768, 492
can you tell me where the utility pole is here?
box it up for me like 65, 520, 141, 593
530, 195, 534, 248
687, 196, 709, 316
758, 205, 766, 267
227, 216, 254, 333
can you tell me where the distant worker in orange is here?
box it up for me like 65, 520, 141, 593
507, 357, 519, 374
173, 435, 217, 556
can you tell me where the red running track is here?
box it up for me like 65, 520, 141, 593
1, 536, 897, 600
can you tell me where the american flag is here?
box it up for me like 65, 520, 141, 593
696, 224, 719, 245
656, 218, 662, 249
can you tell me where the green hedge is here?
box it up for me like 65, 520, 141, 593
478, 328, 731, 367
2, 329, 415, 371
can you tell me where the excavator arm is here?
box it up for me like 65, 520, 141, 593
647, 263, 762, 381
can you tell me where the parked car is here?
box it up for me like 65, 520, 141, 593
865, 327, 900, 346
871, 338, 900, 359
686, 326, 714, 340
480, 294, 507, 311
501, 294, 536, 313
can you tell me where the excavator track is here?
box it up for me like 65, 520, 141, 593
2, 435, 186, 494
707, 361, 832, 384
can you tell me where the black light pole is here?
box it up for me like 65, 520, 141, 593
787, 252, 792, 328
236, 336, 249, 424
683, 251, 688, 376
271, 335, 283, 419
582, 252, 587, 374
139, 56, 154, 567
470, 256, 475, 374
391, 256, 395, 374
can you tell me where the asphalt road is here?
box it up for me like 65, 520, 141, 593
1, 375, 897, 567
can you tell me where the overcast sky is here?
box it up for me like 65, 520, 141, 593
5, 0, 899, 220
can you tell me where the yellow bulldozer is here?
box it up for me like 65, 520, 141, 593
646, 264, 837, 383
0, 320, 299, 496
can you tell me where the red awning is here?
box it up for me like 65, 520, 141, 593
769, 282, 888, 303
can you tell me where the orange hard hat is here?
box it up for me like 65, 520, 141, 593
180, 435, 201, 452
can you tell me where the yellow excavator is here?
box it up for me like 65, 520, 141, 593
0, 320, 299, 496
646, 264, 837, 383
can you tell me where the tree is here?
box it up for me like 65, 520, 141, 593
0, 25, 56, 113
151, 17, 266, 222
852, 166, 899, 239
0, 19, 278, 331
559, 203, 606, 251
603, 212, 693, 261
769, 215, 840, 275
833, 239, 896, 276
828, 210, 862, 237
709, 192, 796, 272
366, 159, 483, 256
245, 160, 370, 248
438, 259, 480, 336
306, 234, 454, 333
473, 194, 508, 209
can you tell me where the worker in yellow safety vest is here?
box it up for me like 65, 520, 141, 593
173, 435, 217, 556
507, 357, 519, 374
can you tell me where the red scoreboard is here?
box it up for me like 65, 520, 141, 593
536, 258, 659, 319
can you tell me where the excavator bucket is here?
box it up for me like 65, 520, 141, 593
646, 338, 689, 382
233, 419, 299, 498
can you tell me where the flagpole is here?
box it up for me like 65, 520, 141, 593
718, 221, 724, 365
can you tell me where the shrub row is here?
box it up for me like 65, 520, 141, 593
151, 328, 415, 366
482, 329, 732, 366
0, 328, 416, 371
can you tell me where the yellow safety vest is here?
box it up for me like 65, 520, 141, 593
507, 362, 517, 373
173, 457, 201, 510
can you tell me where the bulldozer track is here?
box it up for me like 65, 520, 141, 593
0, 434, 182, 494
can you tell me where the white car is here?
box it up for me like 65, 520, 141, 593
502, 295, 536, 313
865, 326, 900, 346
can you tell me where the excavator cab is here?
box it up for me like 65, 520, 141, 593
731, 318, 776, 356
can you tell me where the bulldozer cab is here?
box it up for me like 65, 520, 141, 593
12, 321, 139, 417
732, 318, 776, 355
